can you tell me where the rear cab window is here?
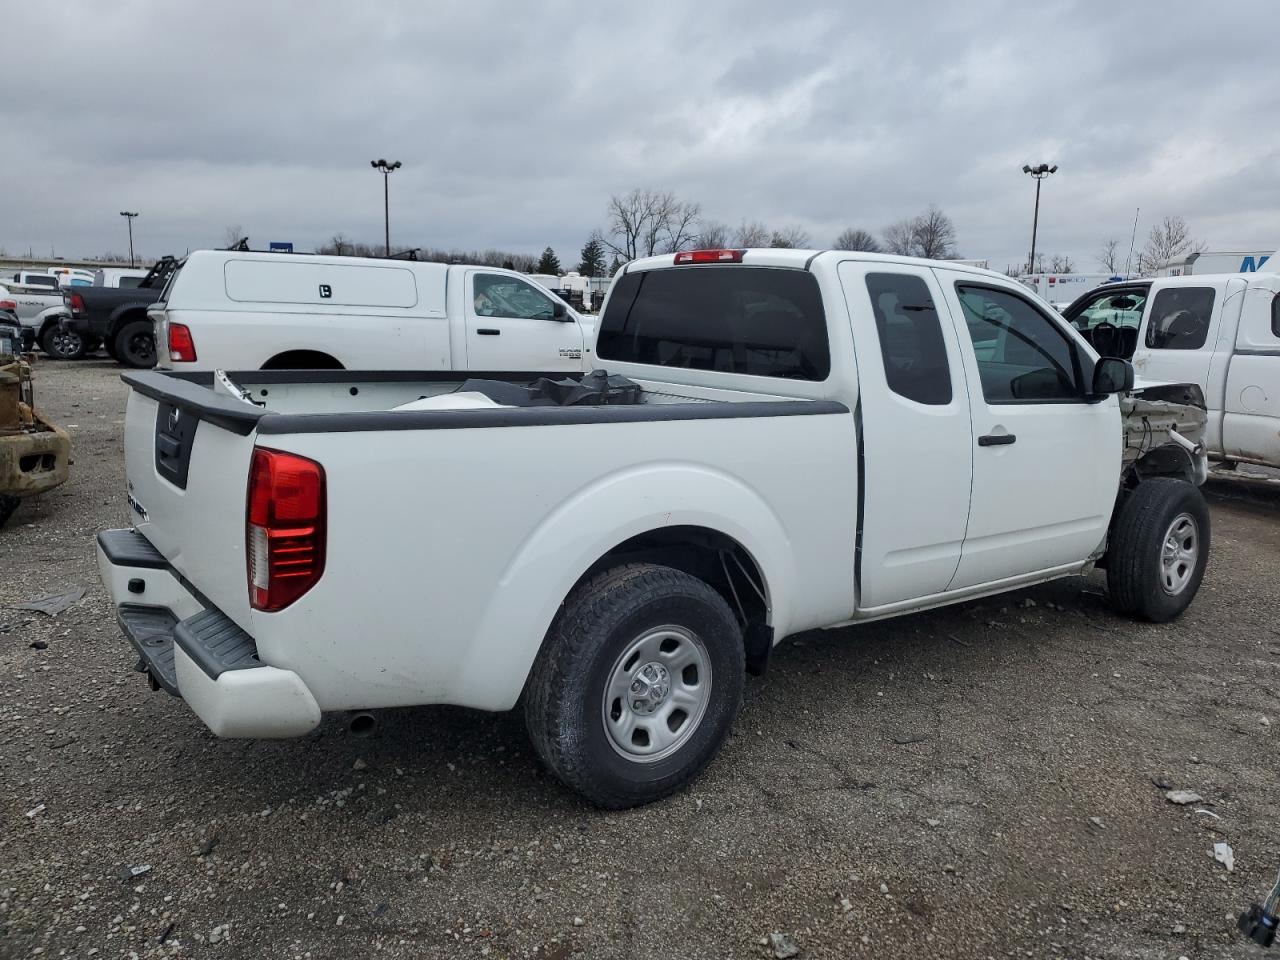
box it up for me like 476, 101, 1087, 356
1144, 287, 1215, 350
596, 266, 830, 380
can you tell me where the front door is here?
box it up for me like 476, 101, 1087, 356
838, 262, 973, 608
464, 271, 584, 371
940, 276, 1118, 589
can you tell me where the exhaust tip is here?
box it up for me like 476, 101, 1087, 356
348, 711, 377, 737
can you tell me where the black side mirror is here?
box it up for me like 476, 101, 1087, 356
1090, 356, 1134, 397
552, 301, 568, 321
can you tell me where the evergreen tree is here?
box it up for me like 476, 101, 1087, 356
535, 246, 561, 275
608, 255, 624, 276
578, 237, 606, 277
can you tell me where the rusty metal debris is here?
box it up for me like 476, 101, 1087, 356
0, 318, 70, 526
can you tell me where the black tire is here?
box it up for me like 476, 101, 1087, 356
524, 563, 744, 809
114, 320, 156, 368
1107, 478, 1209, 622
0, 494, 19, 527
39, 325, 86, 361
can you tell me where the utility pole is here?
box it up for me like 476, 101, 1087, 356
1021, 164, 1057, 274
369, 159, 401, 256
1125, 207, 1141, 278
119, 211, 139, 267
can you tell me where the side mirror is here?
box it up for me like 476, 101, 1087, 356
552, 301, 568, 321
1090, 356, 1134, 397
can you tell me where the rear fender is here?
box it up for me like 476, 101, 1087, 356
457, 462, 795, 710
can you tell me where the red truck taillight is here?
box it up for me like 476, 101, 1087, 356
67, 292, 86, 315
247, 448, 326, 612
168, 322, 197, 362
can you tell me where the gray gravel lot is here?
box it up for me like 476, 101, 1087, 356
2, 359, 1278, 960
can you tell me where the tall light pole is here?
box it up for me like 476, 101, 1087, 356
119, 211, 139, 267
1021, 163, 1057, 274
369, 159, 401, 256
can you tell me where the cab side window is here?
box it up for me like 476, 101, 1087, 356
865, 273, 952, 405
1271, 294, 1280, 338
473, 274, 556, 321
956, 284, 1082, 403
1144, 287, 1214, 350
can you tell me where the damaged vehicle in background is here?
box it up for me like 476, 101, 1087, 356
1063, 260, 1280, 470
97, 249, 1210, 808
0, 315, 70, 525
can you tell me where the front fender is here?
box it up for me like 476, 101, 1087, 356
456, 461, 797, 710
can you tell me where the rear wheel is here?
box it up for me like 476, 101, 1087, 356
1107, 478, 1209, 622
114, 320, 156, 368
39, 325, 86, 361
524, 563, 744, 808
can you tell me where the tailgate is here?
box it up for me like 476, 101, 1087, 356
121, 372, 266, 629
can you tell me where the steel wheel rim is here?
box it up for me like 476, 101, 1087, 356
1160, 512, 1198, 595
601, 625, 712, 763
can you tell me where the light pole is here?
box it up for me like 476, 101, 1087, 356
1021, 163, 1057, 274
369, 159, 401, 256
119, 211, 139, 267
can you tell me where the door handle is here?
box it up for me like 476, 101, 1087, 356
978, 433, 1016, 446
477, 328, 501, 336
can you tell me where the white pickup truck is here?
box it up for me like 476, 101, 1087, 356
1063, 267, 1280, 470
148, 249, 595, 373
98, 249, 1210, 808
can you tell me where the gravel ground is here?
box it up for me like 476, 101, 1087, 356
2, 359, 1278, 960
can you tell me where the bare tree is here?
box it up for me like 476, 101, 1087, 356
882, 218, 916, 256
1137, 215, 1204, 275
833, 228, 881, 252
697, 220, 731, 248
769, 226, 811, 249
1096, 238, 1121, 273
597, 189, 702, 261
1048, 254, 1075, 273
221, 224, 246, 248
911, 205, 957, 260
735, 221, 771, 247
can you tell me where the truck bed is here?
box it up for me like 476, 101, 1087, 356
116, 368, 858, 714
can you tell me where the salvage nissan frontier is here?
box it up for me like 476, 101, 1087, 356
97, 248, 1212, 808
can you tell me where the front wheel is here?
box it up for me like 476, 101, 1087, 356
40, 325, 86, 361
1107, 478, 1209, 622
114, 320, 156, 368
524, 563, 745, 809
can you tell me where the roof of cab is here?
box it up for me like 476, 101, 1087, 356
623, 248, 1017, 283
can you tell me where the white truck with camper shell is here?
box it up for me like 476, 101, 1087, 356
148, 250, 595, 373
98, 247, 1210, 808
1062, 258, 1280, 470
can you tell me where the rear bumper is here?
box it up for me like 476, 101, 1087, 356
98, 529, 321, 738
0, 418, 70, 499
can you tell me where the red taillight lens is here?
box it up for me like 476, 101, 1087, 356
247, 448, 325, 612
674, 249, 745, 265
67, 292, 86, 315
168, 322, 197, 362
0, 300, 15, 311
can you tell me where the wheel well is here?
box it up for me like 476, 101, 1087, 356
580, 525, 773, 673
261, 350, 344, 370
109, 308, 149, 339
1126, 444, 1197, 486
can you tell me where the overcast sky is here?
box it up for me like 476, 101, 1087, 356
5, 1, 1278, 272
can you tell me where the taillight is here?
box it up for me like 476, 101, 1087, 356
0, 300, 15, 311
247, 448, 325, 612
674, 249, 745, 265
168, 322, 197, 362
67, 292, 86, 315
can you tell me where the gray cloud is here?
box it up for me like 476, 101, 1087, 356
4, 0, 1277, 272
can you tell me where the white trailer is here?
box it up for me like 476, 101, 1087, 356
1157, 250, 1273, 277
1019, 273, 1121, 307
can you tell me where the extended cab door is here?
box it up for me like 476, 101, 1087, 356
1222, 276, 1280, 465
837, 262, 973, 607
463, 271, 585, 371
939, 275, 1119, 588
